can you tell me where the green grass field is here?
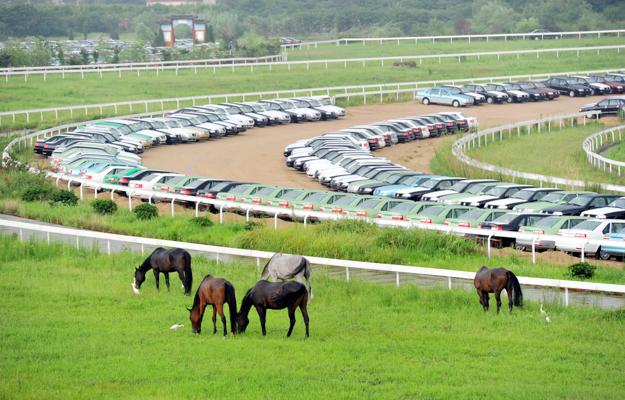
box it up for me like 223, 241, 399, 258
431, 121, 625, 188
1, 234, 624, 399
284, 35, 625, 61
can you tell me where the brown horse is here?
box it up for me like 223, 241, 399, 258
188, 275, 237, 336
474, 266, 523, 314
134, 247, 193, 295
237, 280, 309, 338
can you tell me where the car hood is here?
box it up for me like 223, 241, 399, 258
487, 90, 508, 97
486, 198, 527, 206
460, 195, 499, 204
423, 189, 457, 199
581, 207, 625, 216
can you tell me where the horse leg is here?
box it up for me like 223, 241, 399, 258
300, 303, 310, 338
217, 304, 227, 337
476, 289, 486, 312
164, 272, 170, 292
507, 284, 514, 314
255, 305, 267, 336
494, 290, 502, 315
153, 270, 160, 291
177, 269, 187, 293
287, 306, 296, 338
483, 293, 490, 311
212, 306, 217, 334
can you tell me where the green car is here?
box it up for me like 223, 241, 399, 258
271, 189, 333, 219
237, 186, 296, 210
217, 184, 279, 212
516, 216, 589, 251
407, 205, 474, 224
153, 176, 205, 202
290, 192, 348, 213
347, 169, 410, 192
437, 182, 505, 205
318, 195, 366, 215
83, 122, 153, 147
512, 191, 594, 213
444, 208, 511, 228
344, 197, 414, 218
352, 171, 424, 195
376, 201, 440, 220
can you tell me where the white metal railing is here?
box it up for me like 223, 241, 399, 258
451, 111, 625, 193
2, 66, 625, 129
283, 29, 625, 49
3, 218, 625, 307
583, 125, 625, 175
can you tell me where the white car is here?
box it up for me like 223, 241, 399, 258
200, 105, 255, 128
274, 99, 321, 121
127, 173, 185, 200
242, 102, 292, 124
555, 219, 625, 258
308, 96, 346, 117
108, 119, 168, 145
84, 165, 145, 190
150, 118, 198, 142
437, 112, 479, 129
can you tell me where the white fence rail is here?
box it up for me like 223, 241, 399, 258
3, 66, 625, 129
2, 218, 625, 306
583, 125, 625, 175
283, 29, 625, 49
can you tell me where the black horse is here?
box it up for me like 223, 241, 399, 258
237, 280, 309, 338
474, 266, 523, 314
135, 248, 193, 295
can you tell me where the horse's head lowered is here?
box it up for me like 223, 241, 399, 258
237, 313, 249, 334
188, 307, 203, 334
134, 267, 146, 289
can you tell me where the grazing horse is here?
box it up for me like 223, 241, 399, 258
188, 275, 237, 336
474, 266, 523, 314
261, 253, 312, 300
134, 248, 193, 295
237, 280, 309, 338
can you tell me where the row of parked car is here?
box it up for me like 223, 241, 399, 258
280, 113, 625, 260
33, 97, 347, 177
415, 74, 625, 107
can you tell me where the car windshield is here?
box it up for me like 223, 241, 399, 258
419, 206, 447, 217
466, 184, 486, 195
449, 181, 468, 191
567, 196, 593, 206
492, 214, 518, 224
305, 193, 327, 203
585, 77, 598, 83
401, 176, 426, 186
566, 78, 583, 85
282, 190, 305, 200
173, 118, 192, 127
253, 187, 276, 196
533, 217, 561, 228
534, 82, 548, 88
605, 76, 623, 83
186, 179, 211, 188
164, 120, 182, 128
318, 99, 331, 106
112, 125, 132, 134
574, 220, 602, 231
210, 182, 235, 192
236, 105, 254, 113
483, 84, 497, 91
511, 190, 536, 200
292, 100, 308, 108
147, 120, 168, 129
445, 87, 462, 95
249, 104, 266, 112
422, 179, 444, 189
192, 115, 208, 123
306, 99, 323, 107
505, 84, 522, 90
390, 203, 418, 213
357, 200, 382, 210
334, 196, 358, 206
278, 102, 295, 110
164, 176, 187, 186
458, 209, 487, 220
541, 192, 566, 203
607, 198, 625, 209
518, 83, 534, 90
485, 186, 510, 196
231, 185, 252, 194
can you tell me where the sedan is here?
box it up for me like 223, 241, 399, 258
580, 96, 625, 118
415, 87, 474, 108
516, 216, 589, 251
527, 29, 561, 40
408, 205, 474, 225
599, 227, 625, 260
516, 81, 560, 100
444, 208, 511, 229
543, 77, 590, 97
483, 188, 563, 210
556, 219, 625, 259
581, 197, 625, 219
479, 212, 548, 248
512, 191, 593, 213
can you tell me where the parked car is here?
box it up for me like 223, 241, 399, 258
587, 75, 624, 94
581, 197, 625, 219
479, 212, 548, 249
173, 179, 233, 208
580, 96, 625, 118
512, 191, 594, 213
415, 87, 474, 107
542, 77, 591, 97
488, 83, 531, 103
598, 226, 625, 260
541, 194, 622, 216
501, 82, 545, 102
444, 208, 511, 229
438, 112, 479, 129
527, 29, 561, 40
441, 85, 486, 105
556, 219, 625, 259
516, 81, 560, 100
569, 76, 612, 96
483, 188, 563, 210
463, 83, 509, 104
516, 216, 589, 251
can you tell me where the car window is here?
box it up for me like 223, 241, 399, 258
590, 197, 606, 207
569, 219, 586, 229
454, 209, 470, 218
534, 217, 560, 228
358, 200, 382, 210
440, 89, 450, 96
533, 192, 549, 201
526, 215, 546, 225
575, 220, 602, 231
612, 223, 625, 233
430, 88, 440, 95
231, 185, 252, 194
603, 225, 611, 234
609, 100, 621, 106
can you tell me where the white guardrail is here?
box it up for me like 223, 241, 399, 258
2, 66, 625, 128
451, 111, 625, 193
583, 125, 625, 175
2, 44, 624, 83
282, 29, 625, 49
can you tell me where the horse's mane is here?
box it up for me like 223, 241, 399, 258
191, 275, 213, 310
137, 253, 153, 274
261, 253, 278, 276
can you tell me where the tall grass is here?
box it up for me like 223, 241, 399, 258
0, 234, 624, 399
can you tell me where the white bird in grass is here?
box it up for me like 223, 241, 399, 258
540, 304, 547, 315
131, 278, 141, 295
546, 317, 551, 323
170, 324, 184, 331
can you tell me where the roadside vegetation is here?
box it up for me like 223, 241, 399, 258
1, 234, 624, 399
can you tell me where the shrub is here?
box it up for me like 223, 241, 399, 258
49, 190, 78, 206
133, 203, 159, 220
567, 262, 596, 279
22, 185, 53, 202
192, 216, 214, 228
91, 199, 118, 215
244, 221, 264, 231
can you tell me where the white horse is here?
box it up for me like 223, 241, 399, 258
260, 253, 313, 300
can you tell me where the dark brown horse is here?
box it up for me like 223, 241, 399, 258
134, 248, 193, 295
237, 280, 309, 338
188, 275, 237, 336
474, 266, 523, 314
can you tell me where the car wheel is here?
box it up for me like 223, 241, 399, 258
507, 96, 514, 103
598, 248, 610, 261
569, 90, 576, 97
589, 88, 596, 96
534, 37, 539, 41
586, 113, 595, 119
423, 98, 430, 105
487, 97, 494, 104
452, 100, 460, 108
515, 243, 526, 252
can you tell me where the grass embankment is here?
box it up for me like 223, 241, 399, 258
285, 35, 625, 61
1, 45, 624, 130
431, 120, 625, 188
0, 235, 624, 399
604, 139, 625, 162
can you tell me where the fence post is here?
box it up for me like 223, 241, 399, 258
565, 287, 569, 307
107, 239, 111, 256
220, 204, 225, 224
396, 271, 400, 287
346, 267, 350, 283
274, 212, 279, 230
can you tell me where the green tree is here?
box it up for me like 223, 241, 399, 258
80, 48, 90, 64
154, 28, 165, 47
515, 18, 541, 33
135, 22, 153, 44
68, 28, 74, 40
121, 40, 150, 63
111, 30, 119, 40
111, 46, 120, 64
206, 24, 215, 43
83, 22, 88, 40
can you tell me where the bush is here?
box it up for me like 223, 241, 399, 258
49, 190, 78, 206
567, 262, 597, 279
22, 185, 53, 202
192, 216, 214, 228
244, 221, 264, 231
133, 203, 159, 220
91, 199, 118, 215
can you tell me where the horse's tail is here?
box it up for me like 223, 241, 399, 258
225, 282, 238, 335
183, 250, 193, 295
303, 257, 313, 301
507, 270, 523, 307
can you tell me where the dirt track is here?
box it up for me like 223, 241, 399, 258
140, 96, 600, 189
